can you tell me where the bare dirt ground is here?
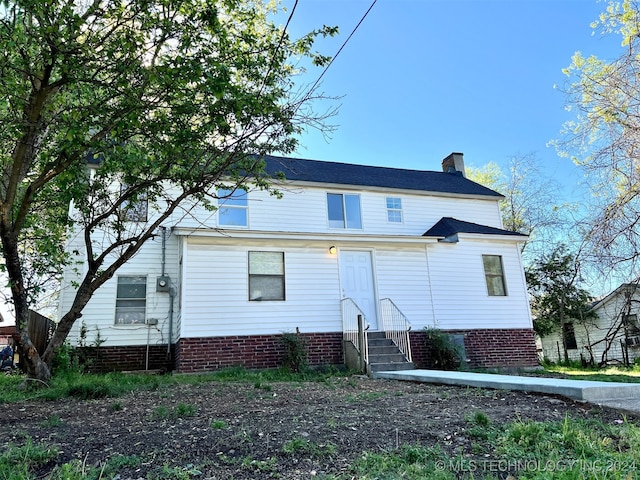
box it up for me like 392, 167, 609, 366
2, 376, 635, 479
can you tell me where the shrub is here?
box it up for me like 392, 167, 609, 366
424, 327, 461, 370
281, 329, 308, 373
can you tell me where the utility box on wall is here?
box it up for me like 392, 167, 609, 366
156, 276, 170, 293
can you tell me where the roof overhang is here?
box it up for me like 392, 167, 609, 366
267, 178, 504, 201
431, 232, 529, 243
172, 227, 440, 246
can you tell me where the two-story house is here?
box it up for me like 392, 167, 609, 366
58, 152, 538, 373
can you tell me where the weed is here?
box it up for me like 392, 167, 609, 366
175, 402, 197, 417
347, 391, 385, 402
210, 419, 227, 429
466, 411, 495, 442
149, 463, 202, 479
152, 405, 170, 420
280, 329, 309, 373
241, 455, 277, 472
349, 444, 452, 479
110, 401, 123, 412
42, 414, 63, 427
0, 439, 59, 479
282, 437, 336, 458
253, 381, 272, 391
471, 411, 490, 427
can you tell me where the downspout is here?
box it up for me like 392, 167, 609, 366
159, 227, 175, 368
168, 287, 175, 359
161, 227, 166, 277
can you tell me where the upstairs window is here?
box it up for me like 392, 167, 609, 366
386, 197, 403, 223
623, 314, 640, 337
249, 251, 285, 301
327, 193, 362, 229
120, 184, 148, 222
482, 255, 507, 296
218, 188, 248, 227
115, 276, 147, 324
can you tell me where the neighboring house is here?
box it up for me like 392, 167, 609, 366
58, 152, 538, 373
539, 283, 640, 366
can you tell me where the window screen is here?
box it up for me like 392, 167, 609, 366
249, 252, 285, 301
115, 276, 147, 324
482, 255, 507, 296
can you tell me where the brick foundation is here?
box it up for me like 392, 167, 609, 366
176, 332, 344, 373
410, 328, 539, 370
76, 345, 174, 373
76, 328, 538, 373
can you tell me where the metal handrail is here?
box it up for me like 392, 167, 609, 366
379, 298, 412, 363
341, 298, 369, 365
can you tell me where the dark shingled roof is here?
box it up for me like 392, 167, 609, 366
262, 155, 503, 198
423, 217, 527, 238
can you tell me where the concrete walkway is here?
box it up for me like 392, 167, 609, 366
373, 370, 640, 415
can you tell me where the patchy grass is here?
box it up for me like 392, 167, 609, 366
0, 366, 349, 404
2, 368, 640, 479
544, 365, 640, 383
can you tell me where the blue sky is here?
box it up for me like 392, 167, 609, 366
280, 0, 622, 200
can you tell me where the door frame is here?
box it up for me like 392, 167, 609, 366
338, 248, 380, 331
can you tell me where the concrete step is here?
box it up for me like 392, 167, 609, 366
369, 362, 415, 373
368, 345, 400, 355
368, 352, 408, 364
367, 331, 387, 340
368, 338, 395, 347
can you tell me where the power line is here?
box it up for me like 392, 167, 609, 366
305, 0, 378, 97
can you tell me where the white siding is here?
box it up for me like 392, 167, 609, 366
59, 174, 532, 347
60, 228, 180, 347
180, 240, 342, 337
426, 238, 532, 329
174, 185, 502, 236
540, 287, 640, 364
374, 247, 435, 327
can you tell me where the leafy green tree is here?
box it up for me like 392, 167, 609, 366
556, 0, 640, 280
0, 0, 337, 382
525, 245, 594, 362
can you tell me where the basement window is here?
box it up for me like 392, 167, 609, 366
115, 276, 147, 324
249, 251, 285, 301
482, 255, 507, 296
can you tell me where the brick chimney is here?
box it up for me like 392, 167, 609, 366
441, 152, 466, 177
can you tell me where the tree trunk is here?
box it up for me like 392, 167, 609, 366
0, 221, 52, 384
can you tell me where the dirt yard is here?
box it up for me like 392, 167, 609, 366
2, 376, 635, 479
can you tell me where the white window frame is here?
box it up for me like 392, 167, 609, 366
248, 251, 285, 301
482, 255, 507, 296
623, 314, 640, 337
327, 193, 362, 229
218, 188, 248, 227
115, 276, 147, 324
386, 197, 403, 223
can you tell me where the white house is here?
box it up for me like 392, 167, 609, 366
539, 283, 640, 366
58, 152, 538, 373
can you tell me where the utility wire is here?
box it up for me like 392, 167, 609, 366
305, 0, 378, 98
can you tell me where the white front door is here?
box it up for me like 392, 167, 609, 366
339, 250, 378, 330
